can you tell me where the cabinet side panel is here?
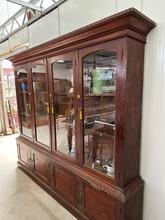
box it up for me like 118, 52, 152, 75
122, 185, 144, 220
124, 38, 145, 186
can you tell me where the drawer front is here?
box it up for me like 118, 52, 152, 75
54, 165, 77, 203
84, 184, 115, 220
33, 151, 50, 184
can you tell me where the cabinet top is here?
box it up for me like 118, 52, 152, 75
9, 7, 156, 65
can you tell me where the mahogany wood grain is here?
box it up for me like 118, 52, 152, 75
54, 165, 77, 203
33, 150, 51, 184
121, 38, 145, 187
84, 184, 115, 220
18, 162, 89, 220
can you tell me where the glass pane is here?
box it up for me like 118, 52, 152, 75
83, 51, 116, 178
32, 65, 50, 146
17, 69, 32, 138
53, 59, 75, 158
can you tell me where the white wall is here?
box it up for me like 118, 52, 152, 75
59, 0, 116, 35
140, 3, 165, 220
141, 26, 165, 220
5, 0, 165, 219
28, 9, 59, 48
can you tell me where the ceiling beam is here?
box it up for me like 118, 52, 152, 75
6, 0, 42, 12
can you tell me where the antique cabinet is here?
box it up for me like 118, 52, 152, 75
11, 8, 156, 220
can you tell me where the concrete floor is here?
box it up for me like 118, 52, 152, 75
0, 134, 76, 220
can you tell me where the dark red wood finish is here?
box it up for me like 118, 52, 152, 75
10, 8, 156, 220
53, 164, 78, 204
84, 184, 116, 220
33, 150, 51, 184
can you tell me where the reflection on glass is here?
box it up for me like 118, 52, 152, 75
83, 51, 116, 177
53, 59, 75, 158
32, 65, 50, 146
17, 69, 32, 138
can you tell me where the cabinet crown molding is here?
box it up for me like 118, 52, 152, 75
9, 7, 156, 65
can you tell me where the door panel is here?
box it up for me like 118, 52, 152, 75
33, 151, 51, 184
83, 50, 116, 178
84, 184, 115, 220
31, 61, 51, 149
16, 67, 33, 139
78, 41, 122, 180
53, 165, 77, 203
50, 52, 78, 160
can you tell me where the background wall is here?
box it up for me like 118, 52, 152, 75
2, 0, 165, 219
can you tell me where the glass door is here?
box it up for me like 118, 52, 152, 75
31, 62, 50, 148
16, 68, 33, 139
80, 43, 119, 179
51, 52, 77, 160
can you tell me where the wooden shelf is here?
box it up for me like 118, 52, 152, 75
34, 91, 47, 94
19, 91, 28, 94
18, 78, 28, 82
85, 111, 115, 119
55, 92, 74, 97
21, 113, 31, 117
85, 93, 115, 97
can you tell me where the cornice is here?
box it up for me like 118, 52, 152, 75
9, 8, 156, 65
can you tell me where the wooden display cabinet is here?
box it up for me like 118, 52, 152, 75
11, 8, 156, 220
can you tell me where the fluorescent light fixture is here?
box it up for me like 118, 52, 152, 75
57, 59, 65, 63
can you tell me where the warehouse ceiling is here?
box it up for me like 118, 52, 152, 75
0, 0, 64, 41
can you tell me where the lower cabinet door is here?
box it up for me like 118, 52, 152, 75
33, 151, 51, 184
84, 184, 115, 220
17, 142, 31, 168
53, 165, 77, 204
